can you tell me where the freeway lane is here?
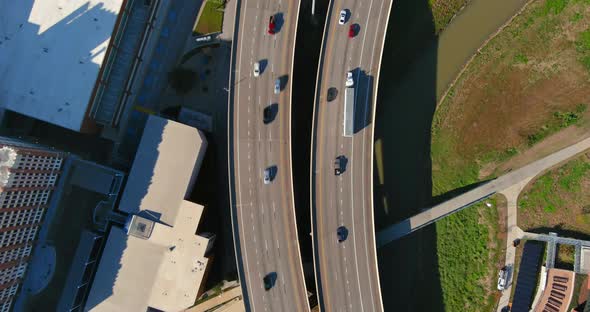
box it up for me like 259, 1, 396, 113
228, 0, 309, 311
311, 0, 392, 311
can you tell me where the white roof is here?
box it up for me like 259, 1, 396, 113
85, 200, 211, 312
0, 0, 123, 131
118, 115, 207, 225
85, 116, 210, 311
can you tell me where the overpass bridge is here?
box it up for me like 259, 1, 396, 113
377, 136, 590, 247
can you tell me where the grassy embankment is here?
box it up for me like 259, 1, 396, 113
432, 0, 590, 310
429, 0, 471, 33
193, 0, 225, 35
519, 154, 590, 234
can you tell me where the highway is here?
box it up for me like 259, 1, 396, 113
377, 136, 590, 245
227, 0, 310, 311
310, 0, 392, 311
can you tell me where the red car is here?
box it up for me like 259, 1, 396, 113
348, 24, 355, 38
268, 16, 276, 34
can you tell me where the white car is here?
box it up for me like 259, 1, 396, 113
339, 10, 347, 25
274, 79, 281, 94
253, 62, 260, 77
263, 168, 271, 184
497, 268, 508, 291
345, 72, 354, 87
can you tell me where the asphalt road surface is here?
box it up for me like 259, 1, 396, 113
310, 0, 392, 311
228, 0, 310, 311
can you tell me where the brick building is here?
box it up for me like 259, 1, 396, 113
0, 137, 64, 312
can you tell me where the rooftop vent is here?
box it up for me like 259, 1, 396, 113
125, 215, 154, 239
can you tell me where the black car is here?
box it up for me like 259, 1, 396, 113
263, 272, 276, 290
337, 226, 348, 242
334, 155, 347, 175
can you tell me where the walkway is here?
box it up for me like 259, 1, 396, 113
377, 136, 590, 246
185, 286, 243, 312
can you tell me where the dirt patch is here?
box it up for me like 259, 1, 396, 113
432, 0, 590, 189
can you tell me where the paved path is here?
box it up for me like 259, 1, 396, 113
185, 286, 243, 312
495, 182, 528, 312
378, 136, 590, 246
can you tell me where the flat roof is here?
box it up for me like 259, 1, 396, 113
0, 0, 123, 131
85, 200, 211, 311
85, 116, 210, 311
118, 115, 207, 225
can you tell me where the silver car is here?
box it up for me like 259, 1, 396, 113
253, 62, 260, 77
263, 168, 271, 184
274, 79, 280, 94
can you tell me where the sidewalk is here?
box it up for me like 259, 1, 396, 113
496, 180, 529, 312
185, 286, 243, 312
219, 0, 236, 41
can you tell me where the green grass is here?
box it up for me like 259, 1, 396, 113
519, 174, 564, 211
568, 274, 586, 311
577, 28, 590, 71
514, 53, 529, 64
430, 0, 590, 309
428, 0, 470, 34
526, 105, 587, 146
519, 158, 590, 213
557, 158, 590, 191
193, 0, 224, 35
543, 0, 570, 15
436, 197, 501, 312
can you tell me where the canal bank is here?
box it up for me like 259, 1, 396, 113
374, 0, 529, 311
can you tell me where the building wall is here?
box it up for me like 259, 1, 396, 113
0, 138, 64, 312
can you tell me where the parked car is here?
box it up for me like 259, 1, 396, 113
253, 62, 260, 77
268, 16, 276, 34
339, 10, 347, 25
497, 267, 508, 290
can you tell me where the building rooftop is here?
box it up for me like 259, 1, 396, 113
84, 116, 210, 311
118, 115, 207, 225
0, 0, 123, 131
85, 200, 210, 312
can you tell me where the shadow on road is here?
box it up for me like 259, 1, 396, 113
353, 69, 373, 135
373, 0, 444, 310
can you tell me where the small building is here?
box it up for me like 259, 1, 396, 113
84, 115, 212, 311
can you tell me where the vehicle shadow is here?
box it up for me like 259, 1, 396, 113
259, 59, 269, 74
274, 12, 285, 33
279, 74, 289, 92
373, 0, 444, 311
352, 68, 373, 134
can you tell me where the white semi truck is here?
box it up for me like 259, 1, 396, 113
343, 72, 354, 137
